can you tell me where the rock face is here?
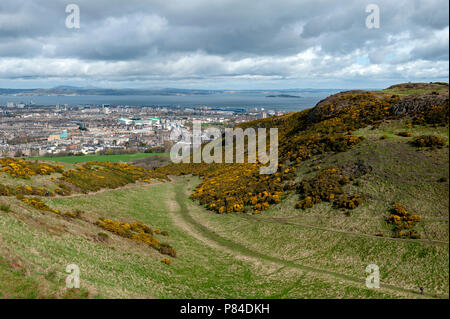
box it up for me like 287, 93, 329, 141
391, 93, 449, 116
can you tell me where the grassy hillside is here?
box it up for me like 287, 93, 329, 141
1, 176, 445, 298
0, 83, 448, 298
380, 82, 449, 97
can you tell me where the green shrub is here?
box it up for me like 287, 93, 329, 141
0, 184, 11, 196
333, 194, 363, 209
0, 204, 11, 212
97, 232, 109, 239
63, 209, 83, 218
159, 243, 177, 257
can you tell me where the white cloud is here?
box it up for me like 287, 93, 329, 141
0, 0, 448, 88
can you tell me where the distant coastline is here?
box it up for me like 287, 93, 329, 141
0, 89, 340, 112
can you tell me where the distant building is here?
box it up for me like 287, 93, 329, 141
48, 134, 60, 142
118, 117, 133, 125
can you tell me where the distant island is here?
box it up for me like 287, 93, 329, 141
266, 94, 301, 98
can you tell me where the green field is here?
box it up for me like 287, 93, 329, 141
26, 153, 166, 164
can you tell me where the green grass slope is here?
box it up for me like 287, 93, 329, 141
1, 176, 441, 298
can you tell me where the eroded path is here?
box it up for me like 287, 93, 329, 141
167, 178, 446, 299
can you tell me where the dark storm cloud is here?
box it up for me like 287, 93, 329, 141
0, 0, 448, 87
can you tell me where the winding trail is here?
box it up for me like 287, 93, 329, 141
168, 179, 447, 299
26, 174, 446, 298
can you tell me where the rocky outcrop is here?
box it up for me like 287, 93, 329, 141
391, 93, 449, 117
308, 83, 449, 122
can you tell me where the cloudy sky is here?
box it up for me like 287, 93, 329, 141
0, 0, 448, 89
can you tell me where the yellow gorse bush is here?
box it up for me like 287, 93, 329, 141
60, 161, 169, 193
0, 158, 64, 179
412, 104, 449, 126
296, 167, 351, 209
0, 184, 55, 197
95, 218, 175, 257
385, 203, 421, 239
21, 197, 51, 211
20, 196, 82, 218
161, 257, 172, 265
411, 135, 446, 149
